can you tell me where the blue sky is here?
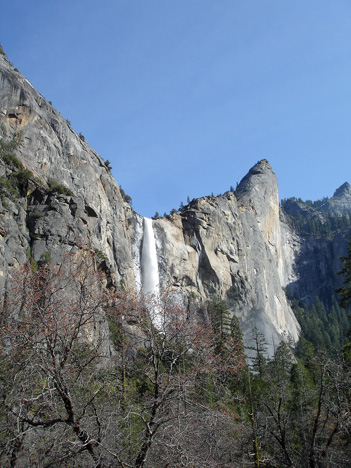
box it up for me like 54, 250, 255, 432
1, 1, 351, 217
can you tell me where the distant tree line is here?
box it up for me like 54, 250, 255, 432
292, 296, 350, 357
281, 197, 351, 238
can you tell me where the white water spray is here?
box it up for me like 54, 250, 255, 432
133, 217, 162, 327
141, 217, 160, 297
132, 216, 185, 329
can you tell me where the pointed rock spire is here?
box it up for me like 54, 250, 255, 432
333, 182, 351, 199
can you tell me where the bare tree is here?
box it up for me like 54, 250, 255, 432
0, 250, 115, 467
107, 290, 246, 468
0, 254, 246, 467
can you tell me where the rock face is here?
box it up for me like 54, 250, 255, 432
1, 49, 350, 354
152, 160, 300, 354
321, 182, 351, 216
0, 50, 136, 294
282, 191, 351, 306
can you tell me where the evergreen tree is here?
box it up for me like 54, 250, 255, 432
337, 236, 351, 309
208, 297, 231, 355
247, 326, 268, 376
337, 236, 351, 361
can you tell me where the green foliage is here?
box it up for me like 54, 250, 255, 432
0, 169, 33, 200
31, 208, 46, 220
337, 236, 351, 309
78, 132, 85, 141
246, 326, 268, 375
47, 178, 74, 197
292, 296, 350, 355
241, 333, 351, 468
0, 129, 32, 202
26, 246, 38, 272
0, 43, 5, 55
104, 159, 112, 171
0, 175, 19, 201
38, 251, 51, 266
30, 257, 38, 273
281, 197, 351, 238
209, 297, 231, 338
93, 248, 108, 263
337, 237, 351, 362
119, 185, 132, 206
108, 318, 124, 350
13, 169, 33, 192
1, 128, 23, 168
2, 152, 24, 170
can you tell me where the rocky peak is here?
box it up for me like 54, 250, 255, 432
320, 182, 351, 216
333, 182, 351, 199
235, 159, 282, 263
236, 159, 276, 197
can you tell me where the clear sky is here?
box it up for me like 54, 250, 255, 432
1, 1, 351, 217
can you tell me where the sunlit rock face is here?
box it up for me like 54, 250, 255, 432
152, 161, 300, 355
0, 50, 136, 293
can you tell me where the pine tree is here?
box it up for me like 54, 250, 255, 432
337, 236, 351, 361
337, 237, 351, 308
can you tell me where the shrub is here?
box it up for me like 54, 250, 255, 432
119, 186, 132, 206
2, 152, 23, 169
105, 159, 112, 172
0, 175, 19, 200
31, 209, 46, 220
0, 169, 33, 200
47, 178, 74, 197
93, 248, 109, 263
38, 251, 51, 266
14, 169, 33, 192
1, 130, 23, 170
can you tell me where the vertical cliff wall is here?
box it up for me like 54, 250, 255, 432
151, 160, 300, 353
0, 50, 135, 293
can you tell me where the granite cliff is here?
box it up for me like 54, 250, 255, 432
1, 49, 350, 354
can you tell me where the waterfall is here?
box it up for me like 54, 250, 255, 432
141, 217, 160, 297
132, 216, 183, 328
130, 216, 161, 326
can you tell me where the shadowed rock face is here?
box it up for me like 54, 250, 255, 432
1, 50, 350, 354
